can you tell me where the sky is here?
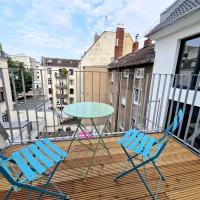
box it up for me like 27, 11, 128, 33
0, 0, 175, 61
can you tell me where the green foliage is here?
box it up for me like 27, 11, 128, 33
7, 57, 32, 99
59, 68, 68, 78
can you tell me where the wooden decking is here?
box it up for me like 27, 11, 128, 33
0, 134, 200, 199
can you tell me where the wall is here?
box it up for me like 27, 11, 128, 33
149, 12, 200, 128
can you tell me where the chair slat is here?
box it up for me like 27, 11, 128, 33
42, 138, 68, 159
127, 133, 144, 150
117, 129, 134, 145
11, 152, 37, 182
36, 141, 61, 163
141, 138, 156, 157
122, 130, 139, 147
1, 159, 12, 177
21, 147, 46, 174
133, 135, 150, 154
29, 144, 54, 168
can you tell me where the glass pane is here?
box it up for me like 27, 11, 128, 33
178, 36, 200, 86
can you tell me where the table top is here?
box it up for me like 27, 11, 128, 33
63, 102, 114, 119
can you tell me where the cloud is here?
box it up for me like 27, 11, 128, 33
0, 0, 176, 59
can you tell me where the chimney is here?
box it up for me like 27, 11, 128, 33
132, 34, 139, 52
114, 24, 124, 60
94, 33, 100, 43
144, 38, 152, 47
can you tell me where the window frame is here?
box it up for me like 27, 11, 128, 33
175, 34, 200, 90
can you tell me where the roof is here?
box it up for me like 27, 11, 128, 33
41, 57, 80, 67
108, 44, 155, 70
147, 0, 200, 36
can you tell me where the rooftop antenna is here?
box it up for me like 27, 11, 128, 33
105, 15, 108, 31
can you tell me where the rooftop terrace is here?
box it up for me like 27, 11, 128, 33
0, 135, 199, 200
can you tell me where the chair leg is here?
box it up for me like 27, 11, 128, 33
4, 187, 14, 200
151, 161, 166, 180
38, 161, 65, 200
114, 147, 156, 200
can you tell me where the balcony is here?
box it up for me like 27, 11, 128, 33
0, 135, 200, 199
56, 93, 68, 98
56, 84, 68, 89
0, 67, 200, 199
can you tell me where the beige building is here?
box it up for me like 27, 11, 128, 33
41, 57, 80, 109
107, 42, 155, 132
78, 26, 134, 103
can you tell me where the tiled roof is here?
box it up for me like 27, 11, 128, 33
147, 0, 200, 36
108, 44, 155, 70
41, 57, 80, 67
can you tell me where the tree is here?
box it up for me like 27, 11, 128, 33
60, 68, 68, 78
7, 57, 32, 100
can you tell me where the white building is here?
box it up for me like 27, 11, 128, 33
146, 0, 200, 146
41, 57, 80, 109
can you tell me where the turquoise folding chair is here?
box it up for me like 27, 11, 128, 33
114, 109, 184, 200
0, 123, 70, 200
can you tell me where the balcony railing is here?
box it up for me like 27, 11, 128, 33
56, 93, 68, 98
0, 67, 199, 154
56, 84, 68, 89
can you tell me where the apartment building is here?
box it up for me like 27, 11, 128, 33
146, 0, 200, 147
78, 26, 134, 103
41, 57, 80, 109
0, 50, 13, 123
107, 41, 155, 131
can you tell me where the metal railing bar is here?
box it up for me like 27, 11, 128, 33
10, 69, 23, 143
50, 70, 56, 132
184, 75, 200, 141
21, 70, 31, 140
129, 73, 136, 129
123, 72, 129, 131
40, 69, 48, 134
177, 75, 193, 138
0, 68, 14, 142
166, 74, 178, 128
31, 68, 40, 138
147, 74, 154, 131
152, 74, 161, 130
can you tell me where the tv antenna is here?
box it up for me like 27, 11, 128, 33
105, 16, 108, 31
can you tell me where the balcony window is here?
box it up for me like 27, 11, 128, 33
47, 68, 51, 74
133, 88, 141, 105
70, 88, 74, 94
49, 88, 52, 94
123, 69, 129, 78
69, 69, 73, 75
135, 68, 144, 79
176, 34, 200, 88
48, 78, 52, 84
111, 71, 115, 83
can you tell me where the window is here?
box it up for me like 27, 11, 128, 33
61, 89, 64, 94
0, 87, 4, 103
69, 80, 73, 85
121, 97, 126, 106
176, 34, 200, 88
48, 88, 52, 94
123, 69, 130, 78
47, 68, 51, 74
70, 97, 74, 104
111, 71, 115, 83
133, 88, 141, 105
60, 98, 64, 104
37, 76, 39, 79
48, 78, 52, 84
70, 88, 74, 94
2, 112, 8, 122
135, 68, 144, 79
69, 69, 73, 75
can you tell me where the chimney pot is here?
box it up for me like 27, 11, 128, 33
144, 38, 152, 47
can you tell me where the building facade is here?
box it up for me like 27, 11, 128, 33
108, 43, 155, 132
147, 0, 200, 147
78, 26, 134, 103
41, 57, 80, 109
